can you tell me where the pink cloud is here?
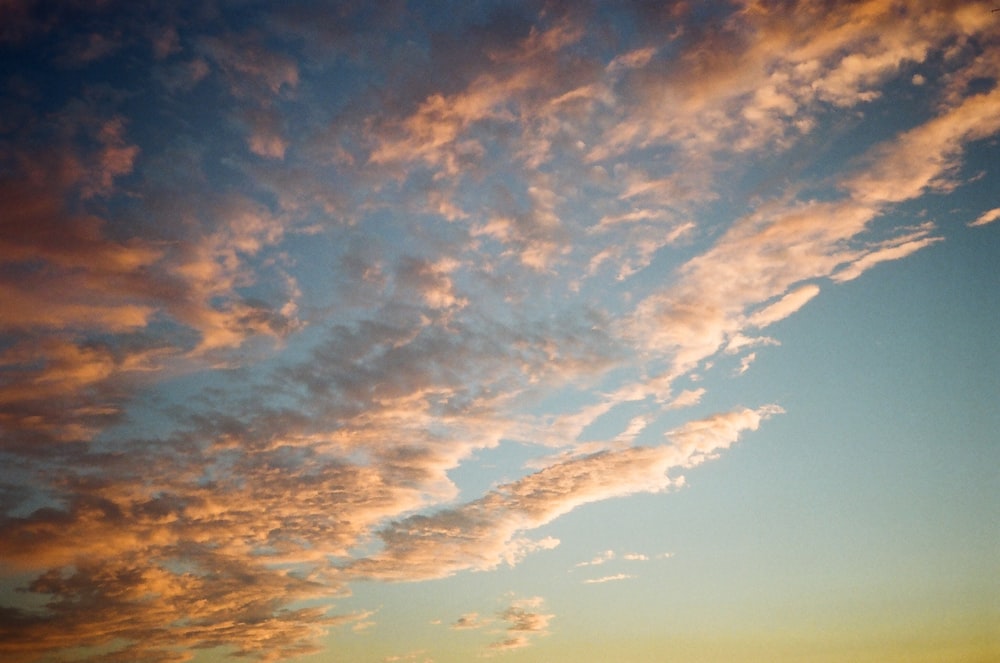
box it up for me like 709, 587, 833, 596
749, 284, 822, 329
845, 87, 1000, 206
348, 406, 779, 582
587, 1, 997, 162
969, 207, 1000, 227
831, 226, 943, 283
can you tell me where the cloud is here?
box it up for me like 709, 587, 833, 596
364, 12, 595, 186
55, 30, 122, 69
452, 612, 489, 630
668, 388, 706, 409
969, 207, 1000, 227
0, 115, 309, 446
0, 536, 361, 662
621, 194, 883, 373
0, 282, 631, 657
666, 405, 784, 466
736, 352, 757, 376
748, 284, 821, 329
364, 16, 583, 177
201, 33, 299, 98
844, 87, 1000, 206
243, 107, 290, 160
347, 406, 780, 582
831, 224, 943, 283
583, 573, 635, 584
0, 415, 423, 660
467, 172, 572, 272
1, 298, 607, 653
0, 337, 155, 445
587, 0, 997, 163
625, 83, 994, 377
726, 333, 780, 355
2, 3, 997, 662
150, 25, 180, 60
486, 597, 553, 653
575, 550, 615, 567
607, 47, 658, 72
82, 117, 140, 199
395, 257, 468, 310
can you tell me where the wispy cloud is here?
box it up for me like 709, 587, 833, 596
736, 352, 757, 376
486, 596, 553, 653
575, 550, 616, 567
346, 406, 780, 582
583, 573, 636, 585
969, 207, 1000, 227
748, 284, 822, 329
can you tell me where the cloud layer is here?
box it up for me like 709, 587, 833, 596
1, 1, 998, 661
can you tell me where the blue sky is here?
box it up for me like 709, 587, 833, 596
0, 2, 997, 662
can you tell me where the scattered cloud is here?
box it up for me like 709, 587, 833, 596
486, 596, 553, 653
607, 47, 658, 73
736, 352, 757, 376
583, 573, 636, 585
969, 207, 1000, 227
575, 550, 616, 567
452, 612, 489, 630
668, 388, 706, 409
0, 2, 996, 661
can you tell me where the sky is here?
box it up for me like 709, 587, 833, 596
0, 1, 998, 661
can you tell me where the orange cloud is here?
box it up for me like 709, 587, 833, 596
588, 1, 997, 161
348, 406, 779, 582
969, 207, 1000, 227
2, 4, 996, 662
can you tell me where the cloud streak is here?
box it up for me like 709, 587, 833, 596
346, 405, 780, 582
583, 573, 635, 585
